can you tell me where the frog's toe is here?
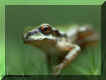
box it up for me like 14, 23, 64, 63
52, 65, 62, 76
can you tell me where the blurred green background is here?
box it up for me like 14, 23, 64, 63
5, 5, 101, 75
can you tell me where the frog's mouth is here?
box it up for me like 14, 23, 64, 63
23, 31, 56, 46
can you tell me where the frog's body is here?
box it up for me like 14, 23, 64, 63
23, 24, 98, 75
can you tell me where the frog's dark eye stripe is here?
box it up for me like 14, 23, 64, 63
24, 30, 38, 39
52, 29, 61, 37
39, 24, 52, 35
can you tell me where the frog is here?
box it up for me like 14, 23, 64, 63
23, 23, 98, 75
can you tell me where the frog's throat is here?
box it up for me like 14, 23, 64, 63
24, 34, 57, 47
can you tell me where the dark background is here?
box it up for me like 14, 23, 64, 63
5, 5, 101, 76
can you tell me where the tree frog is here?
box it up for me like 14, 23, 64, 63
23, 24, 98, 75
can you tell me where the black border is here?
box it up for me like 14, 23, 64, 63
101, 1, 106, 80
2, 75, 101, 80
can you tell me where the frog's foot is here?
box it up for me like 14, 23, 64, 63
52, 65, 63, 75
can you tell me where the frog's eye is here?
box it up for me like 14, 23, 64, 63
39, 24, 52, 35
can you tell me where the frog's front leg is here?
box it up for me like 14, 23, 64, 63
53, 44, 81, 75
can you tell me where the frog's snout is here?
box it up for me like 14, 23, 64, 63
24, 32, 31, 40
23, 32, 29, 43
23, 29, 38, 39
23, 32, 32, 43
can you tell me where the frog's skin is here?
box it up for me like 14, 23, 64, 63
23, 24, 98, 75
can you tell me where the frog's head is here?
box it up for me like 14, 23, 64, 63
23, 24, 57, 47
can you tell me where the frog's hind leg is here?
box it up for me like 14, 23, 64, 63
76, 26, 99, 48
53, 44, 81, 75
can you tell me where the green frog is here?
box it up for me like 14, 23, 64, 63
23, 23, 98, 75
